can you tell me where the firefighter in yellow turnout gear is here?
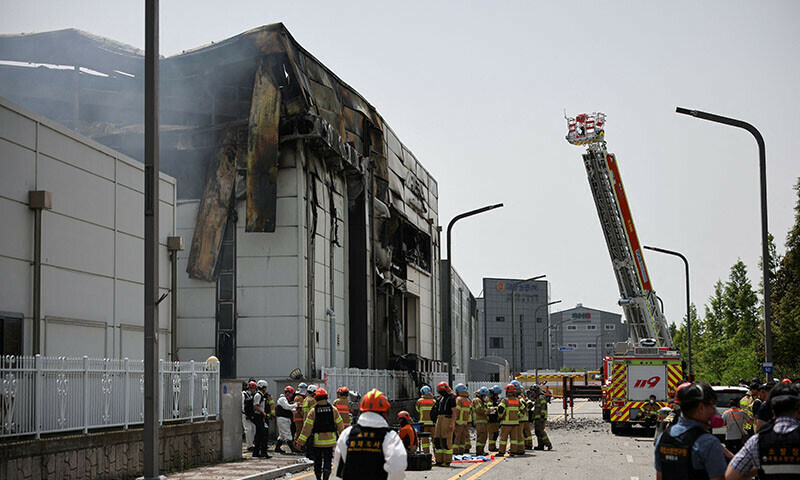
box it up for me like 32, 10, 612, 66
532, 385, 552, 450
415, 385, 436, 454
519, 385, 533, 449
472, 387, 490, 455
296, 388, 344, 480
487, 385, 502, 451
453, 383, 472, 455
497, 384, 524, 455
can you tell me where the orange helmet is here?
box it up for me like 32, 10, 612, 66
360, 389, 391, 413
337, 387, 350, 396
436, 382, 450, 393
397, 410, 412, 422
674, 382, 692, 404
284, 385, 295, 395
505, 384, 516, 393
248, 381, 257, 390
314, 388, 328, 400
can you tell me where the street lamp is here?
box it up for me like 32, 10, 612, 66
546, 317, 573, 369
445, 203, 504, 386
534, 300, 561, 383
643, 245, 693, 379
594, 332, 611, 369
511, 275, 546, 374
676, 107, 773, 374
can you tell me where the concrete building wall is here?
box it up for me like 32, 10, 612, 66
0, 98, 176, 359
552, 304, 627, 370
481, 278, 549, 373
441, 263, 477, 374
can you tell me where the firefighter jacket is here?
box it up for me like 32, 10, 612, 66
641, 401, 660, 420
456, 392, 472, 426
416, 394, 436, 426
518, 396, 529, 421
292, 394, 306, 422
472, 396, 488, 424
498, 394, 521, 426
333, 396, 352, 427
302, 395, 317, 421
487, 396, 499, 423
524, 398, 535, 422
398, 422, 417, 455
533, 396, 548, 420
297, 400, 344, 448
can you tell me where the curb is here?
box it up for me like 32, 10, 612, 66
239, 461, 314, 480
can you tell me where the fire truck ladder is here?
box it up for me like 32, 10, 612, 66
566, 113, 673, 348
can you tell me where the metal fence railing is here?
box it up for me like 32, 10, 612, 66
0, 355, 219, 439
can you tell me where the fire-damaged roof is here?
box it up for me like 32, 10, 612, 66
0, 23, 438, 281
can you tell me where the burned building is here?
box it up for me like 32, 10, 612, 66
0, 25, 443, 380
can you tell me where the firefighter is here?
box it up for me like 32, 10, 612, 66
738, 384, 757, 436
640, 394, 660, 428
522, 387, 535, 449
296, 388, 344, 480
532, 385, 553, 451
293, 383, 307, 442
472, 387, 490, 455
333, 387, 352, 428
487, 385, 502, 451
726, 382, 800, 480
334, 389, 407, 479
415, 385, 435, 454
275, 385, 301, 454
304, 384, 319, 420
497, 384, 523, 455
397, 410, 418, 455
433, 381, 457, 466
452, 383, 471, 455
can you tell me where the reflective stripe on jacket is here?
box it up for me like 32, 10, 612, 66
416, 395, 435, 425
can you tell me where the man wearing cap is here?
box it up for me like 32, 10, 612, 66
755, 382, 776, 432
654, 382, 726, 480
726, 382, 800, 480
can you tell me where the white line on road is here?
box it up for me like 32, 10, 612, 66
626, 455, 634, 463
631, 477, 639, 480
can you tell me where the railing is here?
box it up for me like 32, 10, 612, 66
0, 355, 219, 439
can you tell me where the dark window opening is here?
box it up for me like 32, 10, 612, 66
536, 341, 543, 347
536, 317, 542, 323
216, 213, 236, 378
0, 314, 23, 356
490, 337, 503, 349
496, 316, 505, 322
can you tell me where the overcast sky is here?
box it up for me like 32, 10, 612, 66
3, 1, 799, 324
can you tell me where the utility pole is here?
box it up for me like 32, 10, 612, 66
144, 1, 163, 478
510, 275, 546, 374
534, 300, 560, 383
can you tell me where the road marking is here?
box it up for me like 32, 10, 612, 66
549, 399, 589, 423
626, 455, 634, 463
287, 472, 314, 479
631, 477, 640, 480
464, 453, 509, 480
447, 461, 483, 479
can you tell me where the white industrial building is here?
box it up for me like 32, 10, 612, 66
0, 97, 176, 359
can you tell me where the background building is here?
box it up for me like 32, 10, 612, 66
480, 277, 549, 373
440, 261, 478, 375
0, 98, 176, 359
550, 304, 627, 370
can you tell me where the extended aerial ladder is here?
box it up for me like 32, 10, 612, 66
565, 113, 673, 348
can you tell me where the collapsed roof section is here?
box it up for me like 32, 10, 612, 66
0, 24, 439, 282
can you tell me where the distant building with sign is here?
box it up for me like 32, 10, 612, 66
551, 304, 627, 370
479, 277, 550, 373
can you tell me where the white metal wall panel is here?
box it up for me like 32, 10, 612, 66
42, 212, 115, 277
46, 320, 107, 357
0, 138, 36, 202
237, 316, 299, 347
0, 197, 32, 259
237, 286, 299, 317
38, 126, 115, 181
237, 256, 298, 287
0, 103, 36, 149
0, 256, 31, 315
42, 266, 113, 324
38, 154, 115, 228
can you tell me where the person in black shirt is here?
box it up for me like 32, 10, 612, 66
756, 382, 776, 432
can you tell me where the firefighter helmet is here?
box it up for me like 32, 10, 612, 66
674, 382, 691, 404
361, 389, 391, 413
307, 384, 318, 394
337, 386, 349, 396
420, 385, 432, 395
437, 382, 450, 393
505, 384, 516, 393
492, 385, 502, 395
397, 410, 412, 422
257, 380, 268, 389
314, 388, 328, 400
479, 387, 490, 396
455, 383, 468, 394
284, 385, 295, 395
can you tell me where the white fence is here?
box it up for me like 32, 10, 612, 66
0, 355, 219, 439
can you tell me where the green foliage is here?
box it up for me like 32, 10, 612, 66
771, 179, 800, 377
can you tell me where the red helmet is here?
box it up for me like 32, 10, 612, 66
248, 381, 257, 389
284, 385, 295, 395
436, 382, 450, 393
397, 410, 412, 422
337, 386, 350, 396
783, 378, 792, 384
314, 388, 328, 400
505, 384, 516, 394
674, 382, 692, 404
360, 389, 391, 413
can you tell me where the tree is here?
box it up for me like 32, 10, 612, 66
698, 281, 729, 382
672, 303, 702, 378
772, 178, 800, 377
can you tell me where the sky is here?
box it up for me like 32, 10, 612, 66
2, 1, 799, 325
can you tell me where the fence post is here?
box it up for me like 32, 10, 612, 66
34, 354, 42, 439
159, 359, 164, 426
82, 356, 89, 434
189, 361, 195, 422
123, 358, 130, 429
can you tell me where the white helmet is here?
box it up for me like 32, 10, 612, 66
257, 380, 268, 389
307, 384, 318, 393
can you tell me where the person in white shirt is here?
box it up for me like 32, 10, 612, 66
275, 385, 300, 454
334, 389, 406, 480
242, 380, 257, 451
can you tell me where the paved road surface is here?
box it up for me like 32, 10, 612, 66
286, 400, 656, 480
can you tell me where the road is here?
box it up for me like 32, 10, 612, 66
286, 400, 657, 480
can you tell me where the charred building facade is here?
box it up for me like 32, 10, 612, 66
0, 25, 443, 380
